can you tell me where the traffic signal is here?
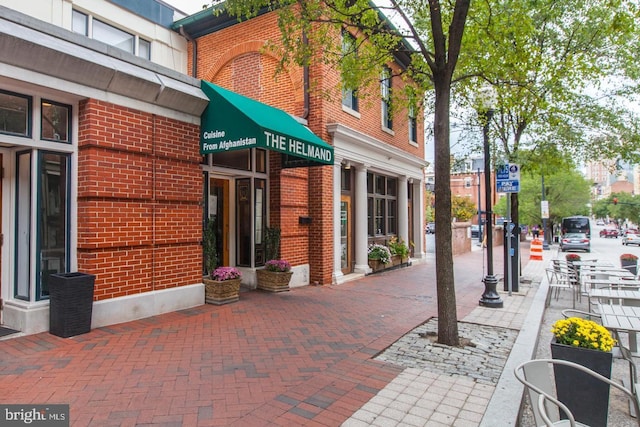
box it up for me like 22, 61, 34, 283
613, 197, 618, 205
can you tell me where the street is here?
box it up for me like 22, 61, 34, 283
583, 223, 640, 262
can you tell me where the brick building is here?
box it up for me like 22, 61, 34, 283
0, 0, 426, 335
175, 6, 427, 286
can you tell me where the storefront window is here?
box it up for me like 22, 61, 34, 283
213, 150, 251, 170
254, 179, 266, 265
15, 151, 31, 300
256, 149, 266, 173
367, 173, 398, 237
236, 178, 252, 266
0, 90, 31, 137
37, 152, 70, 299
41, 100, 70, 142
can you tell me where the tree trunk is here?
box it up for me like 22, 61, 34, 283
433, 74, 459, 347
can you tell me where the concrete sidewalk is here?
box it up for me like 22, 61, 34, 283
344, 243, 547, 426
0, 243, 554, 426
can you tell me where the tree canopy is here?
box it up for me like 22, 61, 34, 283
494, 167, 591, 228
214, 0, 640, 346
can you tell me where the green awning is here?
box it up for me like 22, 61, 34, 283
200, 81, 333, 167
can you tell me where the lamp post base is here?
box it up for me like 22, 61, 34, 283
479, 275, 503, 308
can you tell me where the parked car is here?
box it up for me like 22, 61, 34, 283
599, 227, 618, 238
471, 225, 480, 239
426, 222, 435, 234
623, 233, 640, 246
560, 232, 590, 252
596, 219, 605, 226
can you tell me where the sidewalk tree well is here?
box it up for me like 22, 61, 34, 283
217, 0, 481, 346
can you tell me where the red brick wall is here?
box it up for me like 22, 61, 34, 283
77, 99, 203, 300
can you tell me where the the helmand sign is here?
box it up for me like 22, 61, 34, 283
200, 81, 333, 167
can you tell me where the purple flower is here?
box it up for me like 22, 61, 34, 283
211, 266, 242, 281
265, 259, 291, 272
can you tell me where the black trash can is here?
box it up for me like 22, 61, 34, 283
49, 272, 95, 338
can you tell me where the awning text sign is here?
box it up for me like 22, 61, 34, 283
200, 81, 333, 166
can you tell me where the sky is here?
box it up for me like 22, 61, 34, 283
164, 0, 211, 16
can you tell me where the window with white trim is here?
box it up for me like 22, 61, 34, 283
72, 10, 151, 60
408, 105, 418, 143
341, 31, 359, 112
381, 67, 392, 130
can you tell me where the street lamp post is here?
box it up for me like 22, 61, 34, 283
478, 87, 503, 308
477, 168, 482, 245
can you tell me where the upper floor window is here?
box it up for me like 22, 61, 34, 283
341, 31, 359, 112
381, 67, 392, 130
72, 10, 151, 60
408, 105, 418, 143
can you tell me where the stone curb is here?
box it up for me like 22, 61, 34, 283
480, 260, 550, 426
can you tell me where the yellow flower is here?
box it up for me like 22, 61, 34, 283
551, 317, 615, 352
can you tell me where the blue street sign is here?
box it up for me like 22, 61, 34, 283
496, 162, 520, 193
497, 180, 520, 193
496, 164, 510, 180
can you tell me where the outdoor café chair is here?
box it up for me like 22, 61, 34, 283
515, 359, 640, 427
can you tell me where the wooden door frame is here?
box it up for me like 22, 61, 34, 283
340, 194, 352, 274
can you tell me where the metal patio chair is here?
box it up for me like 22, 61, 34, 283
515, 359, 640, 427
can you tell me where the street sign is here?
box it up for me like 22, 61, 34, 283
497, 180, 520, 193
496, 163, 520, 193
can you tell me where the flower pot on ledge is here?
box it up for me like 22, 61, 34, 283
256, 269, 292, 292
204, 277, 241, 305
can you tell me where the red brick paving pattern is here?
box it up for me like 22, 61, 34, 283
0, 249, 507, 426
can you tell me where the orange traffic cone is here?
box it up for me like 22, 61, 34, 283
530, 238, 543, 261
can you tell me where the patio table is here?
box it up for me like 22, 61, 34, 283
597, 303, 640, 354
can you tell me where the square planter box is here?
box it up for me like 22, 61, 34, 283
49, 272, 96, 338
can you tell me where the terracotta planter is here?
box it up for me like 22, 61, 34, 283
392, 255, 401, 266
368, 259, 389, 272
256, 269, 292, 292
550, 338, 613, 427
204, 277, 241, 305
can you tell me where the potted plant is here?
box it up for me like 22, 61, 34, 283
257, 226, 293, 292
257, 259, 293, 292
550, 317, 616, 426
367, 243, 392, 272
387, 236, 409, 266
620, 253, 638, 275
564, 253, 581, 262
203, 219, 241, 305
204, 266, 242, 305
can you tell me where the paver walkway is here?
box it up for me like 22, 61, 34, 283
0, 246, 515, 426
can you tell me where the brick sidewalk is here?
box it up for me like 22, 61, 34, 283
0, 245, 521, 426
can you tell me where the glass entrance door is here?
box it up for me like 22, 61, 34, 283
207, 178, 229, 268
